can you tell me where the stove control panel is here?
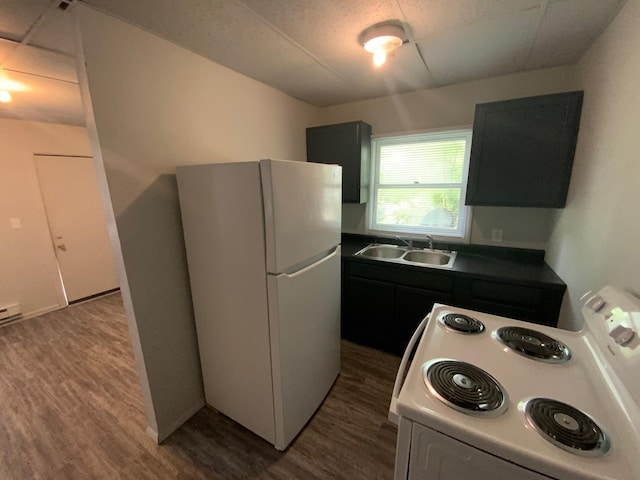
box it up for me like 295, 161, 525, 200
582, 286, 640, 355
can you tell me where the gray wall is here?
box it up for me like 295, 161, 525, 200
547, 0, 640, 330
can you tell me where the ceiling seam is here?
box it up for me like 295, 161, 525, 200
0, 37, 75, 59
520, 0, 550, 71
0, 0, 62, 67
2, 67, 78, 85
394, 0, 438, 87
230, 0, 360, 92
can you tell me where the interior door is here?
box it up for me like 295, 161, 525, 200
35, 155, 119, 303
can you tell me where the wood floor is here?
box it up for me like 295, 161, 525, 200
0, 294, 401, 479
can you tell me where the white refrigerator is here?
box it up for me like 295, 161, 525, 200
176, 159, 342, 450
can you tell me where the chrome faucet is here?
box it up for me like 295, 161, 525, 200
396, 236, 414, 248
425, 235, 434, 250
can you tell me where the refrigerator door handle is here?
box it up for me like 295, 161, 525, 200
277, 246, 340, 278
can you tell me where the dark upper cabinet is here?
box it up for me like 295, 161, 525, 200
466, 91, 584, 208
306, 121, 372, 203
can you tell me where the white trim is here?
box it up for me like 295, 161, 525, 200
371, 124, 473, 140
22, 304, 66, 320
145, 427, 159, 443
367, 128, 473, 241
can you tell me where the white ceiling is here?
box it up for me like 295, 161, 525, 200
0, 0, 626, 126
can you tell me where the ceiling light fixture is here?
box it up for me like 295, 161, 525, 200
0, 68, 28, 103
360, 22, 406, 67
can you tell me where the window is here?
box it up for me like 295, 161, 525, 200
368, 129, 472, 239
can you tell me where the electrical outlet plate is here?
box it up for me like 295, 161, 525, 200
491, 228, 503, 242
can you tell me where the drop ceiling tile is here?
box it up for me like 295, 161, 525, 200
267, 63, 360, 107
5, 0, 626, 111
238, 0, 405, 62
0, 69, 82, 118
0, 0, 52, 41
0, 37, 15, 63
417, 8, 539, 85
525, 0, 625, 69
84, 0, 316, 88
3, 45, 77, 83
398, 0, 543, 41
327, 44, 437, 98
29, 6, 77, 55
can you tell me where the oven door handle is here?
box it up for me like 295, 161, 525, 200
389, 313, 430, 425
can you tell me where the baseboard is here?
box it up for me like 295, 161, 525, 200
69, 288, 121, 305
145, 426, 159, 443
154, 398, 205, 444
22, 304, 65, 320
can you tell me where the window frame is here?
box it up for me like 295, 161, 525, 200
367, 128, 473, 241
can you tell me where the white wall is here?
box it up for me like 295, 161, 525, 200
0, 119, 91, 317
547, 0, 640, 330
319, 66, 580, 250
75, 5, 318, 442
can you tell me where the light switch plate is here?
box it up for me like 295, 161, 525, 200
491, 228, 503, 242
10, 217, 21, 229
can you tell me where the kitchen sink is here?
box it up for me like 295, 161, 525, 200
355, 244, 457, 269
402, 250, 452, 265
357, 245, 408, 259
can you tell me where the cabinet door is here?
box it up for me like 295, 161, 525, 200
454, 279, 558, 327
306, 121, 371, 203
344, 276, 395, 351
466, 91, 583, 207
396, 286, 451, 354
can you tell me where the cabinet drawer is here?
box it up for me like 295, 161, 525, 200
470, 280, 542, 309
348, 262, 453, 293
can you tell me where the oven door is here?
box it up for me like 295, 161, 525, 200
406, 423, 552, 480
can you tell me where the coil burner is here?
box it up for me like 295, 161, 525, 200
495, 326, 571, 363
423, 359, 508, 417
523, 398, 610, 457
439, 313, 485, 334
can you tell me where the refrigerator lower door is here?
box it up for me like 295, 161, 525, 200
260, 159, 341, 274
266, 245, 341, 450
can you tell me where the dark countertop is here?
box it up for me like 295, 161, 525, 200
341, 234, 565, 290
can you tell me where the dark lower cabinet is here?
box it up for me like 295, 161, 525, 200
343, 261, 454, 355
344, 276, 396, 352
342, 257, 564, 355
454, 278, 562, 328
395, 286, 451, 354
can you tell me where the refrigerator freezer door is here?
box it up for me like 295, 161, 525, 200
261, 159, 341, 274
267, 246, 341, 450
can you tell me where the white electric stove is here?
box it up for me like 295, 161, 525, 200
390, 285, 640, 480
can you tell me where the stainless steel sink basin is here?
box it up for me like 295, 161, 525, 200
355, 244, 457, 269
402, 250, 452, 266
357, 245, 407, 259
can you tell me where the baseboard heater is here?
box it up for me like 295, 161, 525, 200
0, 303, 22, 326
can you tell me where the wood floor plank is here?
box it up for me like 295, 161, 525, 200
0, 294, 400, 479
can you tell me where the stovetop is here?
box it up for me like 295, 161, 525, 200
395, 299, 640, 480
